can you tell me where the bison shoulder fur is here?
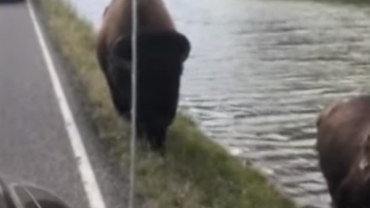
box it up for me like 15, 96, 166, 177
316, 95, 370, 208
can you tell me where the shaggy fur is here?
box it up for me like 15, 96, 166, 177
95, 0, 191, 153
316, 95, 370, 208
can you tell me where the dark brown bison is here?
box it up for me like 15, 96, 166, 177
95, 0, 191, 153
316, 95, 370, 208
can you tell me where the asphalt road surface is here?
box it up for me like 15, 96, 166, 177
0, 1, 128, 208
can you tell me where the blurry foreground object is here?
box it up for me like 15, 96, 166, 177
0, 175, 71, 208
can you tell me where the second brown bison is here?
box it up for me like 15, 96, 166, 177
316, 95, 370, 208
95, 0, 191, 153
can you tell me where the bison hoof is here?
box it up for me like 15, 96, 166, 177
148, 140, 166, 156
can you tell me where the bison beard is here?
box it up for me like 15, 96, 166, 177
105, 29, 191, 153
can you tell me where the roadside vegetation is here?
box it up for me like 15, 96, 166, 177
323, 0, 370, 4
320, 0, 370, 5
269, 0, 370, 7
307, 0, 369, 6
33, 0, 298, 207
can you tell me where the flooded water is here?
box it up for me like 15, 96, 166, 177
64, 0, 370, 207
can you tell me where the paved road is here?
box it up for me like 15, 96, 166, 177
0, 1, 128, 208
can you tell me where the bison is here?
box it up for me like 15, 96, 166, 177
95, 0, 191, 153
316, 95, 370, 208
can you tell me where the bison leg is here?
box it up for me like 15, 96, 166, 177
136, 122, 148, 143
100, 67, 127, 117
327, 179, 342, 207
146, 126, 167, 156
320, 169, 345, 207
109, 83, 124, 115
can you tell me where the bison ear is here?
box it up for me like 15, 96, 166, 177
140, 29, 191, 63
111, 36, 132, 62
173, 32, 191, 62
103, 6, 109, 17
162, 31, 191, 63
109, 36, 133, 70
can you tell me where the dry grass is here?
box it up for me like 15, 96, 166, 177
33, 0, 298, 207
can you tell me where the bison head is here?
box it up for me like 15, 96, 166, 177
107, 28, 191, 115
106, 29, 191, 151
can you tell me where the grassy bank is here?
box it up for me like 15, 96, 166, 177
313, 0, 370, 6
297, 0, 370, 6
33, 0, 298, 207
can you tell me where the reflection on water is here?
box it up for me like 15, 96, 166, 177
65, 0, 370, 207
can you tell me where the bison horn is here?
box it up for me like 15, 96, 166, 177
359, 135, 370, 171
109, 36, 132, 70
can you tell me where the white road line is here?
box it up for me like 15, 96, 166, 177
26, 1, 107, 208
